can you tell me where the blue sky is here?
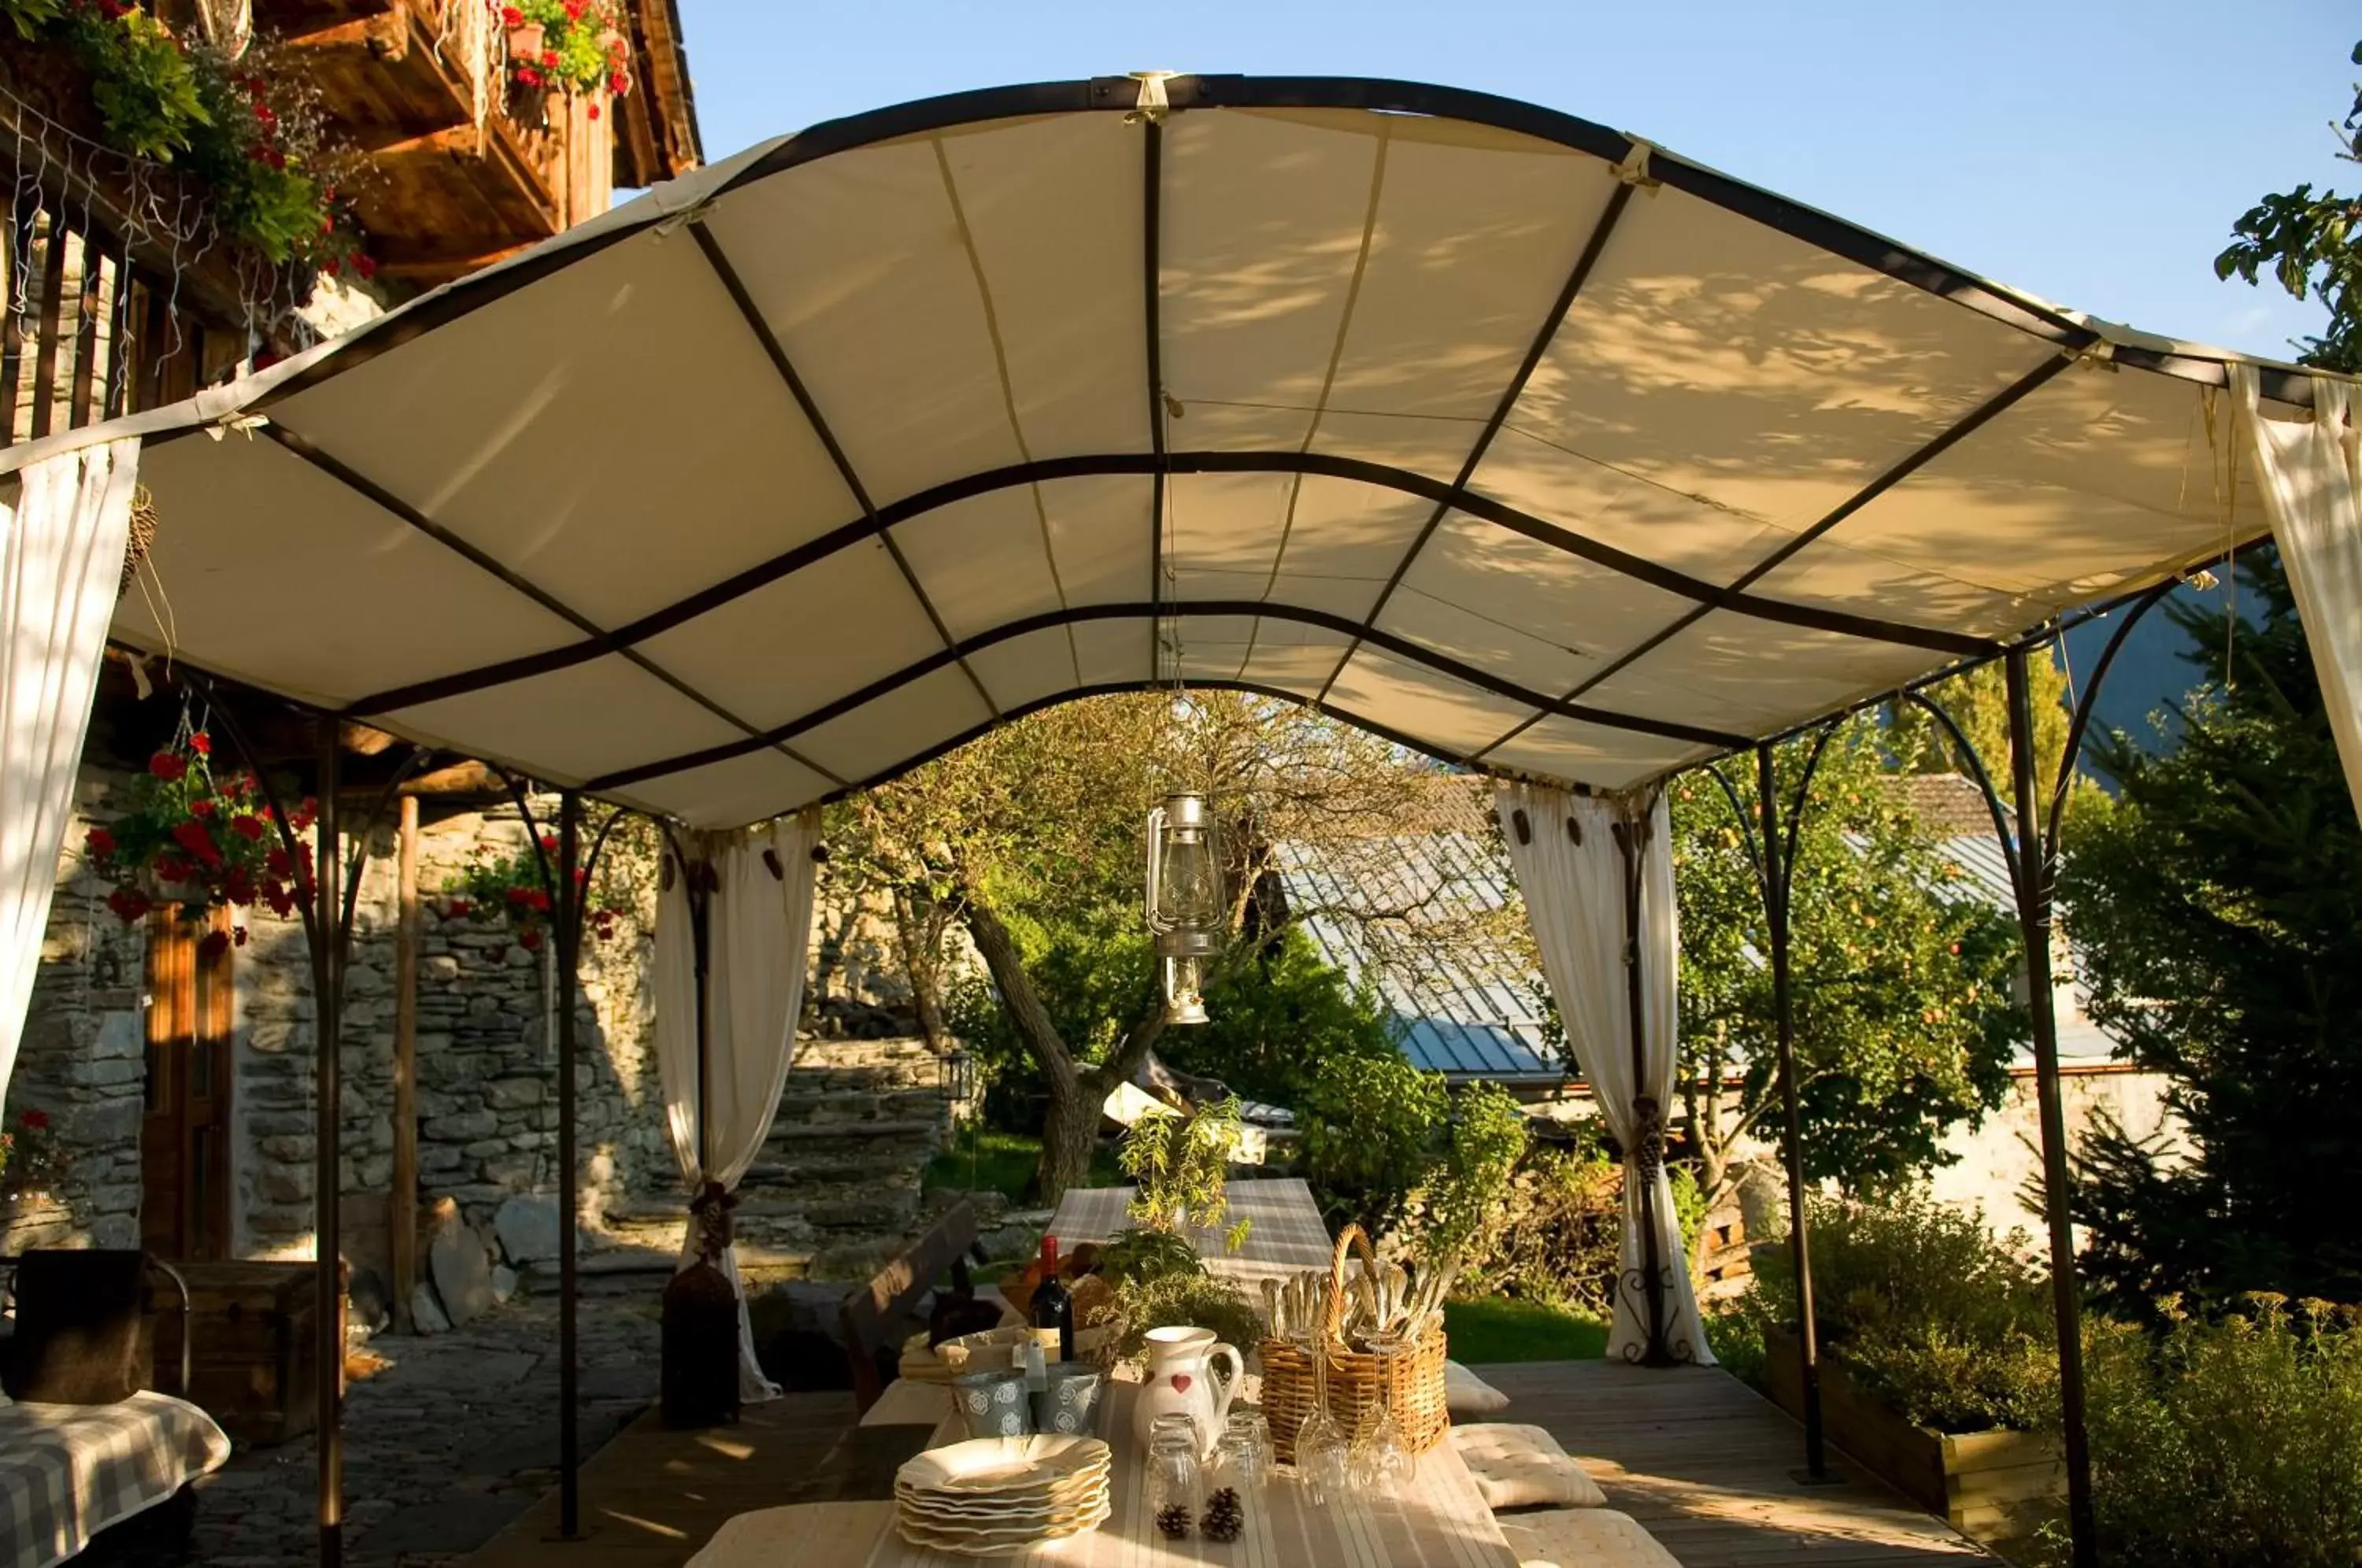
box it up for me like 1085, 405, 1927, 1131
672, 2, 2355, 361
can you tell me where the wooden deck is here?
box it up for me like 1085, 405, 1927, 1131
1479, 1361, 1993, 1566
465, 1363, 1990, 1568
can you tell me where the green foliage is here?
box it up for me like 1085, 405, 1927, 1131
2065, 1297, 2362, 1568
2060, 552, 2362, 1312
2213, 41, 2362, 375
1886, 648, 2074, 801
1298, 1049, 1449, 1235
922, 1129, 1075, 1205
1082, 1226, 1262, 1362
1670, 719, 2023, 1198
1155, 929, 1403, 1108
1458, 1141, 1624, 1315
66, 5, 210, 162
0, 0, 64, 43
1439, 1297, 1608, 1364
1409, 1083, 1527, 1267
1120, 1097, 1249, 1248
1737, 1192, 2058, 1434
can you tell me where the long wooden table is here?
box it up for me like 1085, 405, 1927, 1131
1044, 1179, 1336, 1286
831, 1385, 1515, 1567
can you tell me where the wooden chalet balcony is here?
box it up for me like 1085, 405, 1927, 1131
260, 0, 613, 283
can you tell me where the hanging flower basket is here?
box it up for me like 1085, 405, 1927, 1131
499, 0, 632, 101
86, 731, 314, 952
0, 1108, 70, 1200
439, 834, 626, 957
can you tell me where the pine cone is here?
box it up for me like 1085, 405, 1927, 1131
1155, 1503, 1194, 1540
1201, 1486, 1243, 1543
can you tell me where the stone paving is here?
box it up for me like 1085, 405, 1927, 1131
183, 1294, 662, 1568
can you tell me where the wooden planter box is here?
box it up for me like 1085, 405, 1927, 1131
152, 1262, 346, 1448
1761, 1326, 2061, 1545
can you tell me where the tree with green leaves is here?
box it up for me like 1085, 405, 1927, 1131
1669, 719, 2024, 1217
2057, 38, 2362, 1315
835, 692, 1440, 1204
1887, 649, 2073, 797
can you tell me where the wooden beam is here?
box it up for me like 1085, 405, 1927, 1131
391, 795, 419, 1333
372, 238, 538, 281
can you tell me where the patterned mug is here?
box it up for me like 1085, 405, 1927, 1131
952, 1368, 1032, 1439
1032, 1363, 1105, 1436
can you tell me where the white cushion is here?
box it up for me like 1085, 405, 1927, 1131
1445, 1359, 1509, 1413
1498, 1508, 1679, 1568
860, 1378, 953, 1427
1449, 1422, 1606, 1510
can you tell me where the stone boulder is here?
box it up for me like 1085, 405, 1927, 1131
493, 1195, 584, 1266
427, 1199, 495, 1326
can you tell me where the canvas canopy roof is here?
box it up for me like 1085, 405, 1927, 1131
6, 74, 2331, 827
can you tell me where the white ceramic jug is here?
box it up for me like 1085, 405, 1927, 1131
1133, 1325, 1244, 1458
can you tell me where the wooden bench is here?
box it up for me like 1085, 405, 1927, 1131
838, 1200, 979, 1415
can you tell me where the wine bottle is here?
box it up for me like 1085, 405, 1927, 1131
1031, 1233, 1075, 1363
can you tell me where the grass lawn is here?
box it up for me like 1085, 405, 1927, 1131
1443, 1298, 1609, 1364
924, 1127, 1123, 1206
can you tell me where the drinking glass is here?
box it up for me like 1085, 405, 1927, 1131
1148, 1427, 1204, 1537
1348, 1332, 1416, 1498
1292, 1340, 1349, 1506
1220, 1407, 1274, 1494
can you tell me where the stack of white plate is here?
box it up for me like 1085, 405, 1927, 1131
894, 1435, 1114, 1557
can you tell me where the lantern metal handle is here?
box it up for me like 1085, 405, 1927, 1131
1145, 802, 1170, 934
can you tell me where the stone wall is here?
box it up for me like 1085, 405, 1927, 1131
3, 766, 941, 1263
1, 767, 146, 1252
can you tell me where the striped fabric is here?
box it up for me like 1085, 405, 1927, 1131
0, 1393, 231, 1568
1046, 1180, 1336, 1286
851, 1384, 1518, 1568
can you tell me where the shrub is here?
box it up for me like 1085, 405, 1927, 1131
1406, 1083, 1528, 1267
1459, 1144, 1624, 1314
1120, 1097, 1249, 1247
1082, 1226, 1262, 1363
1298, 1050, 1449, 1234
1738, 1191, 2057, 1433
2068, 1296, 2362, 1568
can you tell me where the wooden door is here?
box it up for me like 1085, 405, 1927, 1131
143, 907, 234, 1261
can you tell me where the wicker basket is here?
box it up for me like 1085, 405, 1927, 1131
1259, 1223, 1450, 1462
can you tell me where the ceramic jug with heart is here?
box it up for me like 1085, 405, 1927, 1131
1133, 1324, 1244, 1458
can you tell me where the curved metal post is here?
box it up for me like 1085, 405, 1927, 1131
1609, 809, 1674, 1367
554, 791, 583, 1538
2005, 648, 2096, 1568
1757, 740, 1827, 1480
312, 718, 344, 1568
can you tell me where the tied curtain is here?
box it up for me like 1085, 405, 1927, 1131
654, 812, 820, 1402
2234, 364, 2362, 824
0, 440, 139, 1103
1494, 781, 1712, 1366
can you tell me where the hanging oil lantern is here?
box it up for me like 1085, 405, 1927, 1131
1145, 792, 1220, 1025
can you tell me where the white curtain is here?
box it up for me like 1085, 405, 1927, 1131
2234, 365, 2362, 823
1, 440, 139, 1103
1495, 780, 1713, 1365
654, 811, 821, 1402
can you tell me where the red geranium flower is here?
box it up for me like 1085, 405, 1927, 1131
233, 926, 249, 948
172, 819, 224, 868
86, 827, 117, 859
445, 897, 473, 919
155, 854, 195, 882
231, 814, 267, 842
224, 868, 257, 906
150, 752, 187, 782
198, 930, 231, 960
539, 834, 558, 853
527, 889, 553, 913
540, 47, 558, 66
586, 102, 599, 120
501, 3, 523, 23
564, 0, 586, 18
516, 65, 542, 87
265, 847, 294, 878
190, 797, 217, 818
505, 886, 532, 907
188, 732, 212, 755
106, 886, 151, 925
356, 255, 379, 281
609, 70, 629, 95
20, 1109, 48, 1131
520, 928, 544, 952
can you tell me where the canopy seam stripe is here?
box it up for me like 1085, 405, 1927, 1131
1312, 177, 1639, 709
683, 220, 1004, 723
1245, 116, 1394, 681
336, 447, 1994, 718
927, 136, 1076, 663
1143, 117, 1166, 688
1469, 345, 2090, 762
579, 597, 1745, 792
258, 422, 849, 787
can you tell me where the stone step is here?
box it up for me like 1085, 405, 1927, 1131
766, 1118, 943, 1145
776, 1085, 950, 1123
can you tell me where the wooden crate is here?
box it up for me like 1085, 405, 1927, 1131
1760, 1326, 2062, 1547
153, 1261, 346, 1447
